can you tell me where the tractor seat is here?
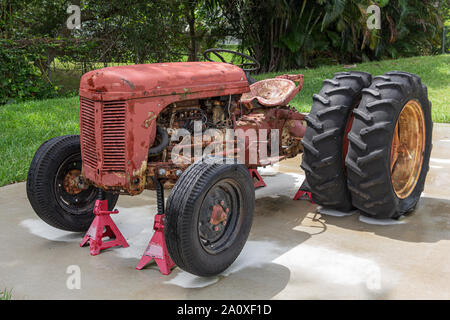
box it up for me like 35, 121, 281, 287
240, 77, 302, 107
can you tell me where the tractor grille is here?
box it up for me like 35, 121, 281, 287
80, 97, 97, 169
102, 101, 127, 172
80, 97, 127, 172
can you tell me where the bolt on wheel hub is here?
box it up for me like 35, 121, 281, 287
197, 180, 241, 254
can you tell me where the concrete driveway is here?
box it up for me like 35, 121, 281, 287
1, 124, 449, 300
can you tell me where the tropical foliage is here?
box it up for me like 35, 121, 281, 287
220, 0, 445, 71
0, 0, 447, 103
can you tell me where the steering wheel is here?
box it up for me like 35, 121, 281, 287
203, 48, 260, 72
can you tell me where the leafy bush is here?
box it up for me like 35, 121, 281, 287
0, 41, 58, 104
220, 0, 446, 72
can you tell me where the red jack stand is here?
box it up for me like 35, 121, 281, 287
136, 177, 175, 275
249, 169, 266, 188
293, 189, 315, 204
80, 200, 129, 255
136, 214, 175, 275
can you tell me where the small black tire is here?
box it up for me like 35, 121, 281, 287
301, 71, 372, 211
26, 135, 119, 232
345, 71, 432, 219
165, 158, 255, 277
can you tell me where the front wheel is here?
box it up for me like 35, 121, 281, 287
26, 135, 119, 232
165, 158, 255, 277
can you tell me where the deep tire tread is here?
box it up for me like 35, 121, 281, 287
301, 71, 372, 211
165, 159, 255, 276
26, 135, 119, 232
346, 71, 432, 219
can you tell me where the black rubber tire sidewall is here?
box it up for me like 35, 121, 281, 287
346, 72, 432, 218
165, 160, 255, 277
301, 71, 372, 211
26, 135, 119, 232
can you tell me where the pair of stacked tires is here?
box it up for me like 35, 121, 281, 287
301, 71, 432, 219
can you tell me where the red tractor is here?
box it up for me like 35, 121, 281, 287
27, 49, 432, 276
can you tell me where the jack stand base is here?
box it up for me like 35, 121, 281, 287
293, 189, 315, 204
249, 169, 266, 189
80, 200, 129, 256
136, 214, 175, 275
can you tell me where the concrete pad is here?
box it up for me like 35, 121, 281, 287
1, 124, 449, 300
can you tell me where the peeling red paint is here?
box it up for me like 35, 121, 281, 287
79, 63, 306, 195
241, 74, 303, 107
79, 62, 250, 195
80, 62, 249, 101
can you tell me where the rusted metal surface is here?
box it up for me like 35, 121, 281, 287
390, 100, 425, 199
240, 74, 304, 107
78, 61, 306, 195
63, 169, 85, 194
79, 62, 249, 100
209, 203, 229, 226
234, 107, 306, 163
79, 62, 249, 195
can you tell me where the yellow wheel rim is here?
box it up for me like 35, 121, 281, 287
390, 100, 425, 199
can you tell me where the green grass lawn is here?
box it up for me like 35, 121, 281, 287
0, 96, 80, 186
256, 54, 450, 122
0, 288, 13, 300
0, 54, 449, 187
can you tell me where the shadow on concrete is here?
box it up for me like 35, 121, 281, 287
317, 196, 450, 244
161, 194, 313, 299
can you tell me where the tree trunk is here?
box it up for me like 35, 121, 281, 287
187, 3, 197, 62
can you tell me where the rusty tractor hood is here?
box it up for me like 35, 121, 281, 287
79, 62, 250, 101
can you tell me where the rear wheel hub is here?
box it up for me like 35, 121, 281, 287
390, 100, 425, 199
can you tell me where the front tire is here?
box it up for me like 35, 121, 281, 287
345, 72, 432, 219
165, 158, 255, 277
26, 135, 119, 232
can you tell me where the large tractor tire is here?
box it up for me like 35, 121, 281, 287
301, 71, 372, 211
345, 71, 432, 219
165, 158, 255, 277
26, 135, 119, 232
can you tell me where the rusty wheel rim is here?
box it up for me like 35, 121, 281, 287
54, 153, 97, 214
198, 179, 242, 254
390, 100, 425, 199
